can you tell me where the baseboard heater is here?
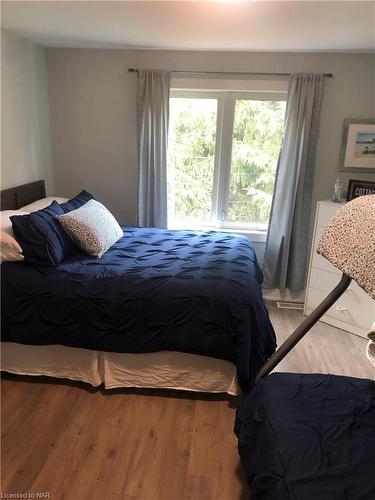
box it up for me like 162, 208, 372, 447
276, 301, 304, 311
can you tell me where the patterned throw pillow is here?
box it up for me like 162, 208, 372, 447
57, 199, 123, 258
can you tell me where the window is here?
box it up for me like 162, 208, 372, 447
167, 89, 286, 237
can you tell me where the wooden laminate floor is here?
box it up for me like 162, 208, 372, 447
1, 303, 373, 500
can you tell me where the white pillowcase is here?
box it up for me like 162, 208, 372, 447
1, 210, 29, 262
57, 199, 123, 258
20, 196, 69, 212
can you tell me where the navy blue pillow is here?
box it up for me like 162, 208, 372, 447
10, 201, 77, 267
60, 190, 94, 213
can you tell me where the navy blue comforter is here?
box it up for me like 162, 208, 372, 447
235, 373, 375, 499
1, 226, 276, 391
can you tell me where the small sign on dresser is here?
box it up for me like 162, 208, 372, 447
346, 179, 375, 201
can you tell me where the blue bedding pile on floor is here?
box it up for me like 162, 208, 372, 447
235, 372, 375, 500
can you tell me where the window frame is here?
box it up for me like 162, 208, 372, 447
168, 88, 287, 241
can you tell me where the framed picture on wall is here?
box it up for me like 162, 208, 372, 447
339, 119, 375, 173
346, 179, 375, 201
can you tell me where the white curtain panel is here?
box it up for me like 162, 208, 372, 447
263, 73, 325, 292
137, 70, 171, 228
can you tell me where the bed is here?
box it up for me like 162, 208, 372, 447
1, 181, 276, 394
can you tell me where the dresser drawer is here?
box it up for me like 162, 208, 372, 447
317, 202, 343, 226
312, 224, 325, 251
306, 286, 375, 330
312, 252, 341, 274
310, 224, 341, 274
309, 268, 341, 292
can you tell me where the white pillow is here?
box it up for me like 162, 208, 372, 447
20, 196, 69, 212
57, 199, 123, 258
1, 210, 29, 262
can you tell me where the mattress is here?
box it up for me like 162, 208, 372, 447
2, 226, 276, 392
1, 342, 240, 395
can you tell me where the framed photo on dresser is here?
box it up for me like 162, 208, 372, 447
339, 119, 375, 173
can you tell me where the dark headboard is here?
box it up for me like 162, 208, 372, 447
1, 180, 46, 210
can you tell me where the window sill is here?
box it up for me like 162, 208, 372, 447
216, 227, 267, 243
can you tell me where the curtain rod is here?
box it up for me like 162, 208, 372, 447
128, 68, 334, 78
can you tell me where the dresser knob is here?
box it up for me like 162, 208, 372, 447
336, 306, 348, 312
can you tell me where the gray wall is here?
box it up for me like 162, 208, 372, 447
1, 31, 54, 193
46, 48, 375, 266
46, 49, 375, 219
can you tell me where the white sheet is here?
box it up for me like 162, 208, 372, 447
1, 342, 240, 395
102, 350, 239, 394
1, 342, 102, 386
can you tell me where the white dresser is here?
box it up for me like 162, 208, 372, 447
304, 200, 375, 339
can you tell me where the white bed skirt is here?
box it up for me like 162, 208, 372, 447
1, 342, 240, 395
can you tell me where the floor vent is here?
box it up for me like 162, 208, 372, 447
276, 301, 304, 310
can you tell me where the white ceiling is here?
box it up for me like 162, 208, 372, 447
1, 1, 375, 52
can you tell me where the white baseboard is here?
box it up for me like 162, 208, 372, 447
262, 288, 305, 303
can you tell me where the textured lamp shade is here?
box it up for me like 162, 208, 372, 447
256, 194, 374, 381
317, 195, 375, 300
